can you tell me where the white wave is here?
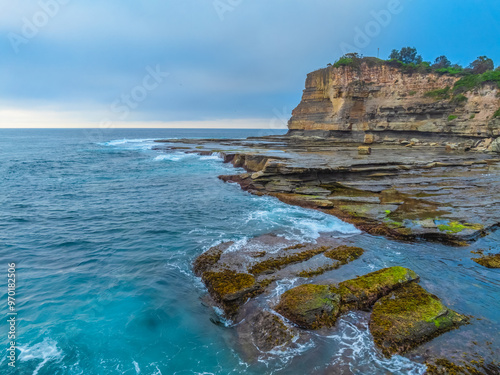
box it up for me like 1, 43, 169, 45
198, 153, 223, 161
213, 306, 234, 327
99, 138, 157, 150
18, 338, 64, 375
244, 200, 360, 242
225, 237, 250, 253
268, 278, 300, 304
133, 360, 141, 374
325, 312, 426, 374
262, 339, 315, 366
153, 153, 196, 162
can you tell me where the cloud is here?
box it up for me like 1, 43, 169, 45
0, 0, 499, 127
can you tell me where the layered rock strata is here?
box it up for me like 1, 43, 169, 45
287, 63, 500, 142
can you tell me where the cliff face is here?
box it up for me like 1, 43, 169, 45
288, 64, 500, 141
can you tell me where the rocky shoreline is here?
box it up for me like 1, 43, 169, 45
153, 61, 500, 373
153, 133, 500, 373
157, 136, 500, 246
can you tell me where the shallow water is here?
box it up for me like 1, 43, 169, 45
0, 129, 498, 374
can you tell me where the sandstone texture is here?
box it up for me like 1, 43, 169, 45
288, 63, 500, 142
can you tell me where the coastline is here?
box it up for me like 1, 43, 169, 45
152, 134, 500, 373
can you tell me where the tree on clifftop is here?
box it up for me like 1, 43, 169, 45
389, 47, 423, 64
469, 56, 494, 74
432, 55, 451, 69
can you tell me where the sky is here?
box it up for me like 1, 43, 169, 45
0, 0, 499, 128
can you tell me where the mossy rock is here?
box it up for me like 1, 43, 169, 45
193, 246, 224, 276
436, 221, 483, 234
275, 284, 340, 329
425, 358, 500, 375
370, 283, 468, 357
338, 266, 419, 311
202, 270, 260, 316
324, 246, 364, 264
473, 253, 500, 268
249, 246, 330, 275
298, 246, 365, 278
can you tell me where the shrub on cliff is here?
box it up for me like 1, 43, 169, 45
424, 87, 451, 100
332, 54, 385, 70
454, 70, 500, 94
450, 94, 468, 105
435, 65, 464, 76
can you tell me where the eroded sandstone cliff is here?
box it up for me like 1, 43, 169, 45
288, 63, 500, 142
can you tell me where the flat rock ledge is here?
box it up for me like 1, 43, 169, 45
154, 137, 500, 246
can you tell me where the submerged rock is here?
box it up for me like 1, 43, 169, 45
236, 310, 298, 356
370, 283, 468, 356
473, 253, 500, 268
338, 266, 419, 311
275, 284, 341, 329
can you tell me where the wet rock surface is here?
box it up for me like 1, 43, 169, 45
370, 283, 468, 357
275, 284, 341, 329
337, 266, 419, 311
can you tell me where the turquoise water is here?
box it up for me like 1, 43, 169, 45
0, 129, 499, 375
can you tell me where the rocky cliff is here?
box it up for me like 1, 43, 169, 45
288, 63, 500, 142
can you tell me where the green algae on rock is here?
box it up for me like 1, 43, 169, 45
298, 246, 365, 278
193, 244, 226, 276
275, 284, 341, 329
437, 221, 483, 234
338, 266, 419, 311
473, 253, 500, 268
248, 246, 331, 275
202, 270, 261, 316
425, 357, 500, 375
324, 245, 364, 264
370, 283, 468, 357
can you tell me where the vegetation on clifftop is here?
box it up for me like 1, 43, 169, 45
330, 48, 499, 91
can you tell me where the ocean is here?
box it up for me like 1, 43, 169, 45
1, 129, 499, 375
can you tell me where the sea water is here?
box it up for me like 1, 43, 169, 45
0, 129, 498, 374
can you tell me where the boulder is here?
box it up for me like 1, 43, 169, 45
370, 283, 468, 356
490, 138, 500, 153
275, 284, 341, 329
364, 134, 375, 144
358, 146, 372, 155
202, 270, 261, 316
338, 266, 419, 310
